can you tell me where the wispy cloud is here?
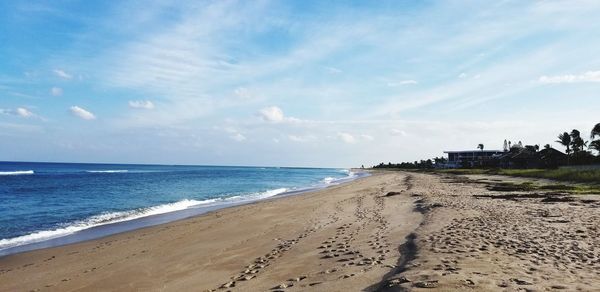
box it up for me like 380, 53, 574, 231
390, 129, 408, 137
230, 133, 246, 142
337, 132, 356, 144
288, 134, 316, 143
259, 106, 284, 122
258, 106, 299, 123
69, 106, 96, 120
337, 132, 374, 144
3, 1, 600, 166
50, 87, 63, 96
15, 107, 34, 118
360, 134, 374, 141
0, 107, 35, 118
53, 69, 72, 80
128, 100, 155, 110
387, 80, 418, 87
222, 126, 246, 142
538, 71, 600, 84
325, 66, 342, 74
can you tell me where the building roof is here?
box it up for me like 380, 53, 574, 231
443, 150, 503, 154
539, 147, 567, 157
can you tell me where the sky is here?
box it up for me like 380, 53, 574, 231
1, 0, 599, 168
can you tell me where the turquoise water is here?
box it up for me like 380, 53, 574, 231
0, 162, 360, 253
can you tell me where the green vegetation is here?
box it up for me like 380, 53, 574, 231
498, 168, 600, 183
503, 181, 600, 194
373, 122, 600, 192
373, 122, 600, 170
432, 169, 600, 194
436, 168, 600, 184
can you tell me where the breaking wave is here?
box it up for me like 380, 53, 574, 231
0, 170, 34, 176
0, 188, 288, 250
320, 169, 358, 185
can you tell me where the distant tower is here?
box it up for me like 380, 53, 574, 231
503, 139, 508, 152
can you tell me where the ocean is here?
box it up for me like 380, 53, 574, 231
0, 162, 363, 255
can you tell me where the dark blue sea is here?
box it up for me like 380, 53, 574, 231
0, 162, 362, 255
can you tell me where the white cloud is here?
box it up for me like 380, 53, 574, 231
538, 70, 600, 84
338, 132, 356, 144
335, 133, 373, 143
458, 72, 468, 79
22, 1, 600, 167
69, 106, 96, 120
325, 66, 342, 74
288, 134, 315, 143
387, 80, 418, 87
50, 87, 63, 96
258, 106, 301, 124
15, 107, 33, 118
234, 87, 251, 99
53, 69, 73, 80
230, 133, 246, 141
390, 128, 408, 136
128, 100, 155, 109
222, 126, 246, 142
259, 106, 285, 123
360, 134, 374, 141
0, 107, 35, 118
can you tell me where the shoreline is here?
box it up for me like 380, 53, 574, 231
1, 171, 421, 291
0, 170, 369, 257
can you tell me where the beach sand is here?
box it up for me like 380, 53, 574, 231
1, 171, 599, 291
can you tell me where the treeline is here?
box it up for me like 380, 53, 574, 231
554, 124, 600, 165
373, 157, 447, 169
373, 122, 600, 169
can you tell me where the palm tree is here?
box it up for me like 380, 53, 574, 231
477, 144, 484, 151
570, 129, 587, 153
591, 123, 600, 156
590, 140, 600, 153
591, 122, 600, 139
556, 132, 571, 154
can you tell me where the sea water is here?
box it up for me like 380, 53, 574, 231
0, 162, 362, 255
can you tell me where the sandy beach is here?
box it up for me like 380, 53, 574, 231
1, 171, 599, 291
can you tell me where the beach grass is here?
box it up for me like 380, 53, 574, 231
430, 168, 600, 194
483, 181, 600, 194
436, 168, 600, 184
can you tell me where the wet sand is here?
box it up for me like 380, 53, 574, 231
1, 171, 599, 291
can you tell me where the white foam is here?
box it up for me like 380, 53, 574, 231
320, 170, 358, 185
321, 177, 336, 184
0, 198, 213, 250
0, 188, 289, 251
86, 170, 128, 173
0, 170, 34, 176
341, 169, 357, 177
247, 187, 287, 200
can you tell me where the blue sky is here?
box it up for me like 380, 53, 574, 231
1, 0, 599, 167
